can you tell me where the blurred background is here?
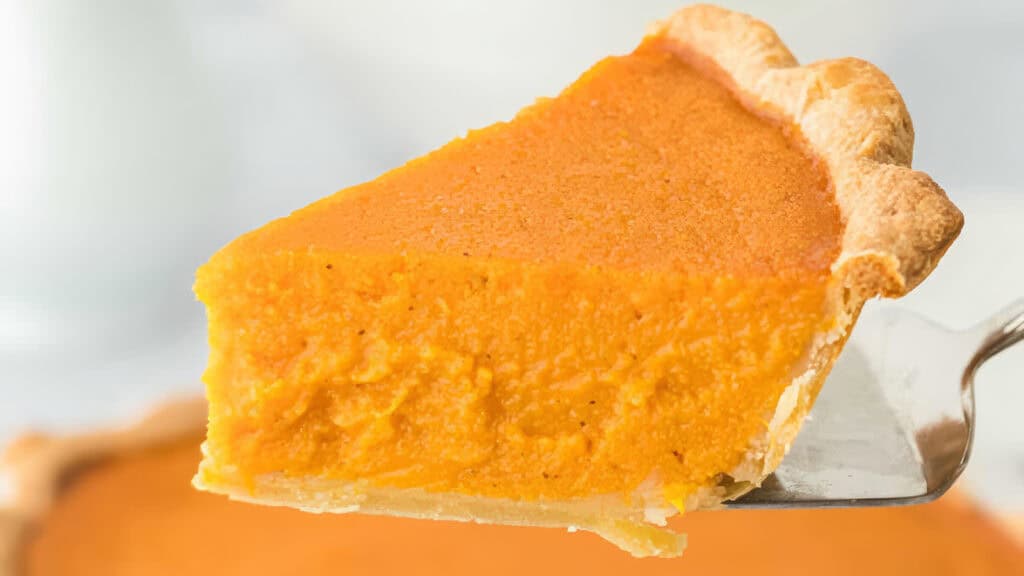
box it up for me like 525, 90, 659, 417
1, 0, 1021, 517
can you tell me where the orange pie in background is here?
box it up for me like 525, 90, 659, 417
192, 4, 962, 556
1, 399, 1021, 576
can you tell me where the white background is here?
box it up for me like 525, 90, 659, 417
1, 1, 1021, 511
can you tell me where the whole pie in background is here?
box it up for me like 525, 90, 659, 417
192, 4, 963, 556
1, 398, 1020, 576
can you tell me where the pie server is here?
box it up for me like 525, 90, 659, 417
729, 298, 1024, 508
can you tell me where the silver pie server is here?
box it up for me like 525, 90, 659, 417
729, 298, 1024, 508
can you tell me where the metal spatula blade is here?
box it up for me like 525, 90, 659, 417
729, 298, 1024, 508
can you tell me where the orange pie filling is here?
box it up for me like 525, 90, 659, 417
195, 40, 842, 505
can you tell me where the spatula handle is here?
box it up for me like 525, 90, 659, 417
965, 299, 1024, 375
962, 298, 1024, 422
951, 298, 1024, 497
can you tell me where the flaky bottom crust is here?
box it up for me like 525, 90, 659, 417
196, 471, 687, 557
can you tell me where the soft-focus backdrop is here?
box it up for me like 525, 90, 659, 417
2, 0, 1022, 510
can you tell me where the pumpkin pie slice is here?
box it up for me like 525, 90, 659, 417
192, 4, 962, 557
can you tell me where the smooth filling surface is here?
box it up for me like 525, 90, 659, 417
233, 39, 838, 276
24, 438, 1023, 575
197, 38, 842, 501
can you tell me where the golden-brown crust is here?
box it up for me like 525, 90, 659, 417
194, 5, 964, 559
653, 4, 963, 297
0, 397, 206, 576
204, 472, 686, 558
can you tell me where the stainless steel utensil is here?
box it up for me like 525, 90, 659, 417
729, 299, 1024, 508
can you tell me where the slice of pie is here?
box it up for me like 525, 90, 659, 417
192, 4, 962, 557
2, 398, 1022, 575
